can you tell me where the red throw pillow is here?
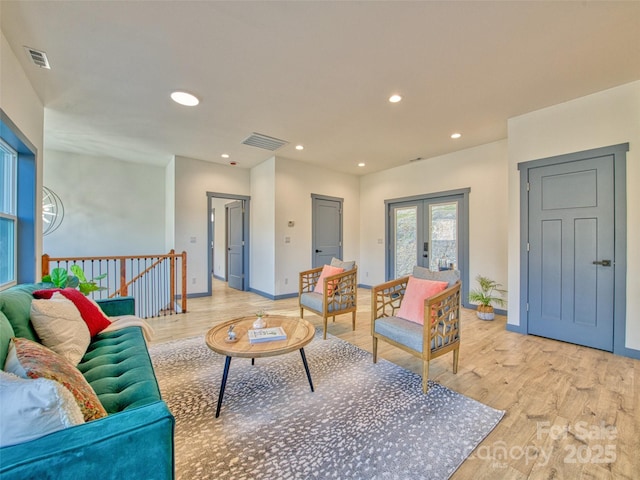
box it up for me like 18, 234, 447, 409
33, 288, 60, 300
314, 265, 345, 296
396, 277, 449, 325
33, 288, 111, 337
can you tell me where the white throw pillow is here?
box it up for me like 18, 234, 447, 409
30, 293, 91, 365
0, 370, 85, 447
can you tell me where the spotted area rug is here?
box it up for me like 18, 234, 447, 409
150, 331, 504, 480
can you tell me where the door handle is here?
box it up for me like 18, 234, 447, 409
315, 249, 322, 253
592, 260, 611, 267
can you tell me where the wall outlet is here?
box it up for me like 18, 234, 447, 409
191, 277, 196, 284
284, 278, 288, 285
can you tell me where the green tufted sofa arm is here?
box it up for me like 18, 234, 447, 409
95, 296, 135, 317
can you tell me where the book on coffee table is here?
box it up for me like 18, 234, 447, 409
248, 326, 287, 343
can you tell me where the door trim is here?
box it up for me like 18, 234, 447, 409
206, 192, 250, 296
384, 187, 470, 309
517, 143, 635, 358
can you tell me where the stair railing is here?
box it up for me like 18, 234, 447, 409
42, 250, 187, 319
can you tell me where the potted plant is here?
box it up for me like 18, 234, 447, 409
42, 265, 107, 296
253, 309, 267, 329
469, 275, 506, 320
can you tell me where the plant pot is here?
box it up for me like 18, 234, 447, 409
476, 305, 495, 321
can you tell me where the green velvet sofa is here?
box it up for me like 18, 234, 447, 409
0, 284, 175, 480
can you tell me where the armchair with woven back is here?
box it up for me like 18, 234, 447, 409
371, 266, 461, 393
299, 258, 358, 340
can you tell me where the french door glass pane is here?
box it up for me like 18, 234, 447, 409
429, 202, 457, 271
394, 206, 417, 277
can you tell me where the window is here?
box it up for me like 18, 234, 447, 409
0, 138, 17, 288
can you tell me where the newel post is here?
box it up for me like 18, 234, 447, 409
41, 254, 50, 277
181, 251, 187, 313
169, 250, 176, 313
119, 257, 128, 296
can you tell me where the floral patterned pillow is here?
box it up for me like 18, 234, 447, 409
4, 337, 107, 421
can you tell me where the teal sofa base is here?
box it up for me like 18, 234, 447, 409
0, 284, 175, 480
0, 401, 174, 479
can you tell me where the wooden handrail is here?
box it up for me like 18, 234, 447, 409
42, 251, 188, 317
112, 256, 166, 298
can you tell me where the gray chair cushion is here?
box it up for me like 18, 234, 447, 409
374, 316, 424, 353
412, 266, 460, 287
300, 292, 343, 313
330, 258, 355, 272
374, 316, 455, 352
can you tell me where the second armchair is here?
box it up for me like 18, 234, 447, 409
299, 259, 357, 340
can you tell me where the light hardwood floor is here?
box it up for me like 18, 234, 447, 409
148, 280, 639, 480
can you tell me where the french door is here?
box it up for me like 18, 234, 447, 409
387, 190, 469, 297
391, 198, 459, 278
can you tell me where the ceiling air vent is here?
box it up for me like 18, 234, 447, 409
242, 132, 288, 151
24, 46, 51, 69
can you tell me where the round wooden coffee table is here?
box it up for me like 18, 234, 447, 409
205, 315, 316, 417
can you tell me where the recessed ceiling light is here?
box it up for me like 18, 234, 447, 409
389, 94, 402, 103
451, 133, 462, 139
221, 154, 230, 159
358, 162, 366, 167
295, 145, 304, 151
170, 91, 199, 106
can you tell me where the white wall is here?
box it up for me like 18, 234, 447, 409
507, 81, 640, 350
43, 150, 166, 257
359, 140, 509, 292
174, 155, 251, 294
250, 158, 276, 295
165, 156, 175, 249
272, 157, 360, 297
1, 31, 45, 277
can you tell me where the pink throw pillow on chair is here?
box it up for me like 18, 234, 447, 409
397, 276, 449, 325
314, 265, 345, 296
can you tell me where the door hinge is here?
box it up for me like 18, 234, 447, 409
526, 303, 529, 312
527, 242, 530, 252
339, 241, 342, 247
527, 182, 530, 192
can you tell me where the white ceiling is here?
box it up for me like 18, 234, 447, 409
2, 1, 639, 175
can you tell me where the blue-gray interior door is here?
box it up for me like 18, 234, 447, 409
312, 197, 342, 268
528, 156, 615, 351
226, 200, 244, 291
